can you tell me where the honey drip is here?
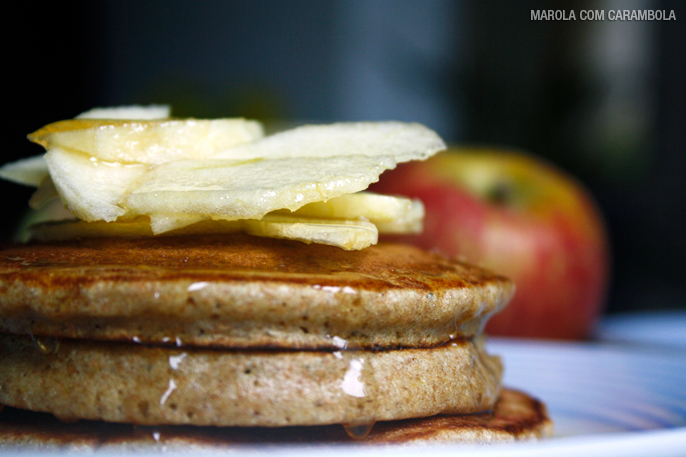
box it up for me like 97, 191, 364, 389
343, 422, 375, 440
31, 335, 60, 355
132, 425, 164, 442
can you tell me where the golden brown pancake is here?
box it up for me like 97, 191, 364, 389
0, 233, 550, 444
0, 234, 514, 349
0, 333, 501, 427
0, 389, 552, 449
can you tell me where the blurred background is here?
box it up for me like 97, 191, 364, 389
3, 0, 684, 316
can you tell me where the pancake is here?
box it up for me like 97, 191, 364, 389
0, 234, 514, 349
0, 389, 552, 449
0, 333, 501, 427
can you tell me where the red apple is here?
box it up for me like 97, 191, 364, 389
370, 148, 610, 340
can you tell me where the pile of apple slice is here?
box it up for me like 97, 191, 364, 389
1, 106, 445, 250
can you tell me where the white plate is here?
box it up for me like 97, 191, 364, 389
490, 338, 686, 436
596, 310, 686, 349
3, 338, 686, 457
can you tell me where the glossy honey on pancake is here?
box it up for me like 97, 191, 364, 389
0, 234, 514, 350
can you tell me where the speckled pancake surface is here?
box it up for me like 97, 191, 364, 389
0, 388, 552, 449
0, 333, 502, 427
0, 234, 513, 349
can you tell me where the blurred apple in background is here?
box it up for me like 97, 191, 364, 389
370, 148, 610, 340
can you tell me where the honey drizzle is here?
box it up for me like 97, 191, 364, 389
30, 333, 60, 355
343, 421, 375, 440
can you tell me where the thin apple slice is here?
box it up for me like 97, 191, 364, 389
277, 191, 416, 223
44, 148, 147, 222
28, 177, 60, 209
242, 215, 378, 250
76, 105, 171, 120
30, 217, 154, 241
211, 121, 445, 162
14, 198, 77, 243
123, 155, 398, 220
374, 198, 424, 234
147, 192, 424, 236
30, 215, 377, 250
28, 118, 264, 165
125, 193, 423, 236
0, 155, 49, 187
30, 218, 256, 241
29, 217, 240, 241
1, 106, 171, 186
148, 213, 209, 235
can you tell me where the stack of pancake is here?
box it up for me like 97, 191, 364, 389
0, 233, 552, 447
0, 110, 552, 447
